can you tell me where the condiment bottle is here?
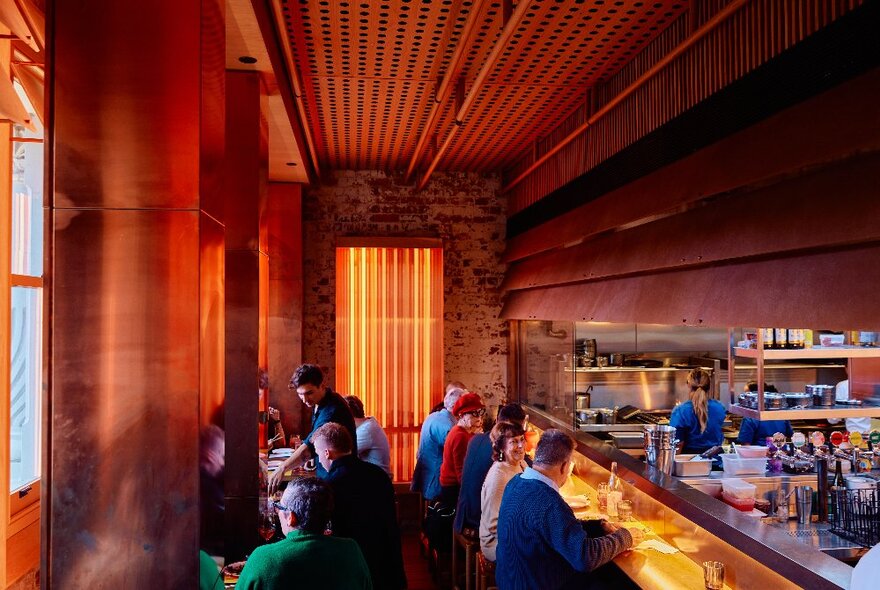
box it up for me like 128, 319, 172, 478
830, 459, 845, 519
606, 461, 624, 518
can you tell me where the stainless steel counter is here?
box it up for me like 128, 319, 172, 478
679, 472, 867, 562
761, 518, 866, 562
529, 407, 855, 589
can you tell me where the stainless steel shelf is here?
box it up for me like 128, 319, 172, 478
734, 346, 880, 360
728, 403, 880, 420
565, 366, 692, 373
732, 363, 846, 370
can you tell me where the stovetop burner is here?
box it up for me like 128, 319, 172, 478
615, 405, 671, 425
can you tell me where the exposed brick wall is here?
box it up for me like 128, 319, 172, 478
302, 170, 508, 408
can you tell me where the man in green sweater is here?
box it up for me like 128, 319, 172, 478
235, 478, 372, 589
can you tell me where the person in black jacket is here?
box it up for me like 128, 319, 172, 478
313, 422, 407, 590
268, 364, 358, 491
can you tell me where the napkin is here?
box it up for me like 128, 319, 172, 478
634, 539, 679, 554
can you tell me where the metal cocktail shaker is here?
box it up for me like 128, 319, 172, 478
795, 485, 813, 524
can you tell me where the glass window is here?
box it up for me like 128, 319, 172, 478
336, 246, 444, 481
10, 286, 42, 492
11, 139, 43, 277
12, 81, 43, 140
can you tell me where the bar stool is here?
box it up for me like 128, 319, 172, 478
452, 528, 479, 590
476, 551, 497, 590
419, 495, 430, 559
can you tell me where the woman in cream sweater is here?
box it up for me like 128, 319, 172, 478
479, 421, 528, 561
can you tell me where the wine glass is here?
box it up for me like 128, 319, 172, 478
259, 511, 277, 542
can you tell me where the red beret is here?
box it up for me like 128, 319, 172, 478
453, 392, 484, 417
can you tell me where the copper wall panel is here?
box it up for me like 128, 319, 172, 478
267, 183, 303, 438
851, 358, 880, 400
504, 68, 880, 263
225, 72, 268, 252
48, 1, 227, 586
502, 152, 880, 291
200, 0, 226, 222
50, 210, 201, 588
201, 213, 225, 427
501, 244, 880, 332
52, 0, 204, 209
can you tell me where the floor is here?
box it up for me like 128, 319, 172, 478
401, 531, 440, 590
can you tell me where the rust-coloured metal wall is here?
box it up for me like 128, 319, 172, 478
223, 71, 268, 561
500, 68, 880, 332
46, 1, 226, 587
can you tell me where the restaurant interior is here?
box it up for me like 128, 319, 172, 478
1, 0, 880, 588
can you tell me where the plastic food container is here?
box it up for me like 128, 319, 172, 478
722, 491, 756, 511
721, 453, 767, 475
735, 446, 768, 459
721, 478, 757, 499
673, 455, 713, 477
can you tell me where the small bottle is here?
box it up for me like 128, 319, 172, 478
830, 458, 845, 519
762, 328, 775, 349
606, 462, 624, 518
775, 328, 788, 349
832, 459, 845, 488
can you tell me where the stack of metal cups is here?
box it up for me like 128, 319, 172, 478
644, 424, 678, 475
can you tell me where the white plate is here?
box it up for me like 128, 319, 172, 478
269, 447, 293, 457
564, 495, 590, 510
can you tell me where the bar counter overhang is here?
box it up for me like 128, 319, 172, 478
527, 409, 854, 589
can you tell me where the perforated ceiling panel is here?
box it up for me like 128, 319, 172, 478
278, 0, 688, 174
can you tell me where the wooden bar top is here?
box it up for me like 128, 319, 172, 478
563, 475, 731, 590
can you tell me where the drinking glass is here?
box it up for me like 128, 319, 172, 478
703, 561, 725, 590
259, 512, 277, 542
597, 483, 609, 513
617, 500, 633, 521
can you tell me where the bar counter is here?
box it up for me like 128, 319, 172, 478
528, 408, 855, 589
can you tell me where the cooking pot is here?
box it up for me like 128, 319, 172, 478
609, 353, 626, 366
784, 392, 812, 408
596, 408, 616, 425
596, 355, 610, 368
806, 384, 834, 406
577, 410, 598, 425
576, 390, 591, 410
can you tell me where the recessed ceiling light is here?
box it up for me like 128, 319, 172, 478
238, 56, 257, 64
285, 162, 298, 167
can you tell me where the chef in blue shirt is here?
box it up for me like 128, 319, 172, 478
669, 368, 726, 454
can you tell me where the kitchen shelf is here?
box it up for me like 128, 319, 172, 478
728, 329, 880, 420
734, 346, 880, 360
565, 366, 692, 373
728, 404, 880, 420
733, 363, 846, 370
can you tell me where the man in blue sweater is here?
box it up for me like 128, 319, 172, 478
495, 429, 643, 590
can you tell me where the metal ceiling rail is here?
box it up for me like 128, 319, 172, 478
252, 0, 320, 184
500, 0, 752, 195
404, 0, 488, 183
417, 0, 535, 191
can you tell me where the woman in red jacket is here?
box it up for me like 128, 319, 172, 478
438, 392, 485, 507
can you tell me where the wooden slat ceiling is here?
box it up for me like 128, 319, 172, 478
279, 0, 688, 174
